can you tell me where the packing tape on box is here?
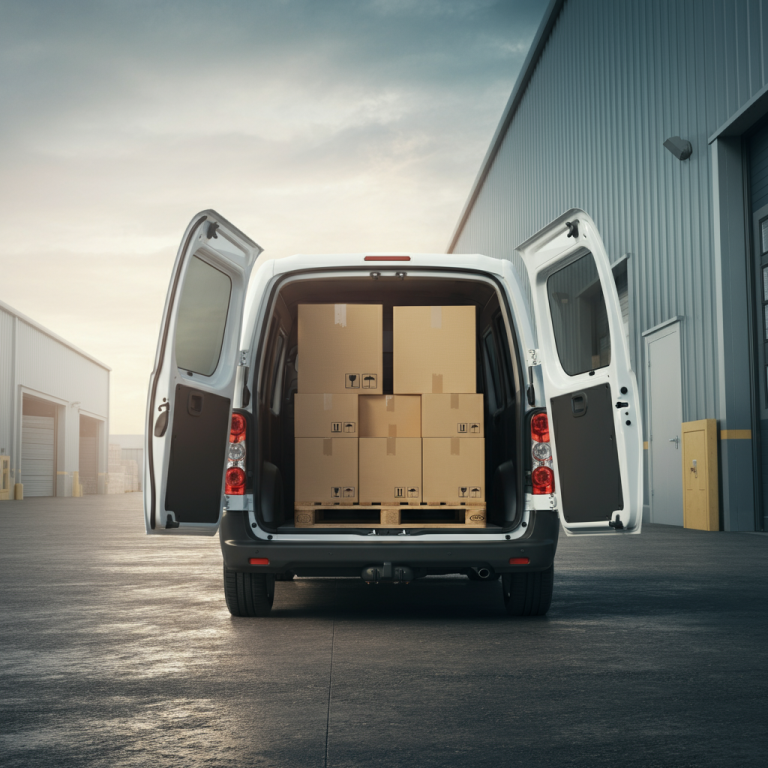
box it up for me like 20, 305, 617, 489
334, 304, 347, 327
432, 373, 443, 393
451, 437, 461, 456
323, 394, 333, 410
323, 438, 333, 456
387, 437, 397, 455
386, 395, 395, 411
431, 306, 442, 329
451, 394, 460, 409
388, 424, 397, 437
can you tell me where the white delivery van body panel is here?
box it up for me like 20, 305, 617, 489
144, 211, 261, 536
518, 209, 643, 536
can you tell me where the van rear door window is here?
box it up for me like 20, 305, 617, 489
174, 256, 232, 376
546, 250, 611, 376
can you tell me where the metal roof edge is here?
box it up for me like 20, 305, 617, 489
709, 82, 768, 143
0, 297, 112, 372
447, 0, 568, 254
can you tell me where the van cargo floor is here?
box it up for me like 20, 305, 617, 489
293, 504, 486, 528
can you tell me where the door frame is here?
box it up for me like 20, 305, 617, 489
643, 317, 684, 525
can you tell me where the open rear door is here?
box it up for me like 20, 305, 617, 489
144, 211, 261, 535
518, 209, 642, 535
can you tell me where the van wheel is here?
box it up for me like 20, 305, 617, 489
224, 568, 275, 617
502, 566, 553, 617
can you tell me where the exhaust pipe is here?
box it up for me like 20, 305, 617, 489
470, 567, 494, 580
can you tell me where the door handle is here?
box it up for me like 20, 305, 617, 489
154, 401, 169, 437
188, 392, 204, 417
669, 436, 679, 449
571, 392, 588, 417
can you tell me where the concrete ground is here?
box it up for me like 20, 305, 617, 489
0, 495, 766, 768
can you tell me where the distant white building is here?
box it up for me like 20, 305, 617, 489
109, 435, 144, 493
0, 299, 110, 498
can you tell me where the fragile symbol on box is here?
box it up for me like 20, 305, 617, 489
343, 486, 356, 497
345, 374, 360, 389
470, 486, 482, 498
458, 486, 469, 498
331, 422, 343, 433
469, 423, 481, 434
407, 487, 419, 498
331, 486, 342, 498
362, 373, 377, 389
344, 422, 356, 433
457, 423, 468, 434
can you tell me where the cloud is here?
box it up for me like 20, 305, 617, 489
0, 0, 544, 432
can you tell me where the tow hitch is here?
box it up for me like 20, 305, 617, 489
362, 563, 414, 584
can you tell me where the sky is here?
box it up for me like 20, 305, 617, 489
0, 0, 546, 434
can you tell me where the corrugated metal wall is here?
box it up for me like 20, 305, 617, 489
451, 0, 768, 435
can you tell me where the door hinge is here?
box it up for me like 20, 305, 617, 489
609, 514, 624, 530
526, 348, 541, 367
239, 349, 248, 366
165, 514, 179, 529
525, 493, 558, 511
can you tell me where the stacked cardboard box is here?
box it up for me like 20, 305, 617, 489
295, 303, 484, 510
359, 395, 421, 503
295, 305, 383, 503
393, 306, 484, 504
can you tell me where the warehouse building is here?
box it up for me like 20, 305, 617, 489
0, 299, 110, 498
449, 0, 768, 531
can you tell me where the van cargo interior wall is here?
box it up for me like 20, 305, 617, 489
251, 272, 524, 533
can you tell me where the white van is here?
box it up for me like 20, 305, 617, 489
144, 209, 642, 617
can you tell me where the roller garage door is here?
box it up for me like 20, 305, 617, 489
22, 414, 55, 497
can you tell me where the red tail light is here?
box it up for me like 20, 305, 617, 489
530, 411, 555, 495
530, 412, 550, 442
532, 466, 554, 494
509, 557, 530, 565
230, 413, 246, 443
249, 558, 269, 565
226, 413, 247, 495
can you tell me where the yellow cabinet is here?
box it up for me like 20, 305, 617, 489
681, 420, 719, 531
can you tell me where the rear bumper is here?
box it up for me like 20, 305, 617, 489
219, 509, 559, 574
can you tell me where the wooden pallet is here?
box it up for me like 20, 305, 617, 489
294, 503, 487, 528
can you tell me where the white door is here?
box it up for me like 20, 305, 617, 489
517, 209, 643, 534
144, 211, 261, 535
646, 325, 683, 525
22, 415, 55, 497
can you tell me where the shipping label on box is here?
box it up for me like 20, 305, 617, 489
295, 438, 358, 503
295, 394, 358, 438
393, 306, 476, 394
359, 395, 421, 437
422, 438, 484, 503
421, 394, 483, 437
298, 304, 383, 394
359, 438, 422, 503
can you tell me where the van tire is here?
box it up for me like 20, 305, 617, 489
224, 569, 275, 617
502, 566, 553, 617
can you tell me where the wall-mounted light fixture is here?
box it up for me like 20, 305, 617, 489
663, 136, 692, 161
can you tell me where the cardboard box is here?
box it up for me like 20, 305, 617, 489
422, 438, 484, 503
359, 438, 422, 503
393, 306, 476, 394
295, 438, 358, 503
421, 394, 484, 438
298, 304, 383, 394
359, 395, 421, 437
295, 394, 358, 438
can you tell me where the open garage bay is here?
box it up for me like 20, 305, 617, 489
0, 495, 766, 767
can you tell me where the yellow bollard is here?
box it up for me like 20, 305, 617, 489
14, 483, 23, 500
